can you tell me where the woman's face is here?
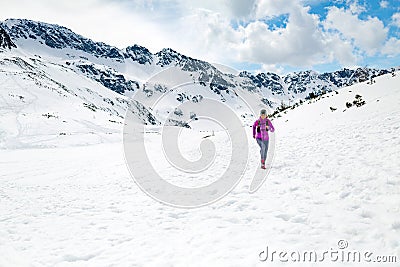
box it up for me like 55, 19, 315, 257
260, 113, 266, 119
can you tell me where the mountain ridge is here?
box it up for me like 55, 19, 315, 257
0, 18, 398, 135
2, 18, 396, 83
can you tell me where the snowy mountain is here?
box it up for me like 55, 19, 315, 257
0, 18, 398, 148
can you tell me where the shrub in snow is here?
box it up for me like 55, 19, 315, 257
346, 95, 365, 108
190, 112, 197, 120
353, 94, 365, 107
174, 108, 183, 116
355, 100, 366, 107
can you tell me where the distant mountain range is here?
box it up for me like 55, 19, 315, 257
0, 18, 398, 136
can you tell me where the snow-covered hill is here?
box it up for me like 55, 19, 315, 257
0, 65, 399, 266
0, 50, 162, 149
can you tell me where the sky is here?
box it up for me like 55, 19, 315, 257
0, 0, 399, 74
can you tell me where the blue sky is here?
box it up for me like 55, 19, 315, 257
1, 0, 399, 74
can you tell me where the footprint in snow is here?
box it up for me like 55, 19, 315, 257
340, 191, 351, 199
392, 221, 400, 230
290, 186, 300, 192
291, 215, 308, 224
360, 210, 373, 219
275, 213, 292, 221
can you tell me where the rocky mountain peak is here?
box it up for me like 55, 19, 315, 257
3, 19, 124, 60
0, 25, 17, 49
125, 44, 153, 65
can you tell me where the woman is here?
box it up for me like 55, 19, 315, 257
252, 109, 275, 169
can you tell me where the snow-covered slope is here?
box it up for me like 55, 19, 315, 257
0, 68, 399, 266
0, 50, 159, 149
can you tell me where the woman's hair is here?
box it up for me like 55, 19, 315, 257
260, 109, 267, 115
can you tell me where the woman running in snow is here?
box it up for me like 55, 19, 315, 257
253, 109, 275, 169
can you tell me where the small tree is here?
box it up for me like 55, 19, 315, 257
174, 108, 183, 116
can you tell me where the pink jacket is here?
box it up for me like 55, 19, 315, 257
253, 117, 275, 140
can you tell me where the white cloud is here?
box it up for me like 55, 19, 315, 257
166, 0, 257, 21
348, 0, 367, 15
174, 10, 243, 64
380, 0, 389, 8
323, 33, 358, 65
236, 3, 360, 67
168, 0, 360, 68
257, 64, 285, 75
324, 6, 388, 55
382, 37, 400, 56
228, 0, 258, 19
237, 10, 326, 66
0, 0, 175, 52
255, 0, 296, 18
194, 0, 257, 19
392, 12, 400, 27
